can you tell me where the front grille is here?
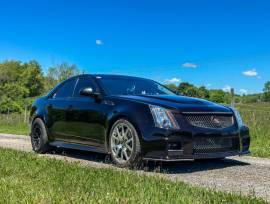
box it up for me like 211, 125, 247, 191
193, 136, 239, 154
184, 113, 235, 129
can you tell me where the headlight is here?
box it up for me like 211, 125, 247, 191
232, 108, 244, 127
149, 105, 179, 129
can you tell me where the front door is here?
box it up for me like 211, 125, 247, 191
64, 76, 107, 147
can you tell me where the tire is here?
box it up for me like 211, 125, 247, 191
30, 118, 51, 153
109, 119, 141, 168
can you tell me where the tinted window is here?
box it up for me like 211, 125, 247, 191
97, 77, 175, 96
74, 77, 96, 97
53, 78, 77, 98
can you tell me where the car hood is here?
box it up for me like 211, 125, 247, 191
115, 95, 232, 113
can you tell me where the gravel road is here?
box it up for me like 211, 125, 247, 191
0, 133, 269, 202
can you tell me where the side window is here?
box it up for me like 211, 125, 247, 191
74, 77, 97, 97
53, 78, 77, 98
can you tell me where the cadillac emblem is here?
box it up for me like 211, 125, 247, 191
211, 116, 222, 127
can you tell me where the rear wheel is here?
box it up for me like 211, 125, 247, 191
109, 119, 141, 168
30, 118, 51, 153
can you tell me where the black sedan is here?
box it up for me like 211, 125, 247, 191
30, 74, 250, 167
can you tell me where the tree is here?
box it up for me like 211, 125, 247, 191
0, 60, 46, 113
0, 59, 85, 113
197, 86, 210, 99
21, 60, 44, 97
0, 60, 23, 84
263, 81, 270, 102
178, 82, 199, 97
165, 84, 178, 93
45, 62, 81, 92
209, 90, 227, 103
0, 83, 29, 113
0, 60, 27, 113
47, 62, 80, 82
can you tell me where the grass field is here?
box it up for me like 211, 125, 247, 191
0, 114, 29, 135
237, 103, 270, 158
0, 102, 269, 158
0, 123, 28, 135
0, 148, 266, 204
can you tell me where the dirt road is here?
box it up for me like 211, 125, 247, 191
0, 133, 269, 202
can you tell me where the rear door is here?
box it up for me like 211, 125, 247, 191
46, 77, 77, 141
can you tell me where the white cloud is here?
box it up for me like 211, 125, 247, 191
242, 69, 258, 77
182, 62, 197, 68
206, 83, 212, 87
165, 77, 181, 84
223, 85, 231, 92
95, 39, 103, 45
239, 89, 248, 95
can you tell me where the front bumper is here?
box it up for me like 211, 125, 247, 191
143, 150, 250, 161
141, 125, 251, 162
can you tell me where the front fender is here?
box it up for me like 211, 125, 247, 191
105, 100, 153, 152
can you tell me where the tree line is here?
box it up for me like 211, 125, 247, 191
165, 81, 270, 104
0, 60, 80, 113
165, 83, 231, 104
0, 59, 269, 113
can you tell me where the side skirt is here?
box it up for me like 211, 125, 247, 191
49, 141, 107, 154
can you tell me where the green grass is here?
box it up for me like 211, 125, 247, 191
0, 148, 265, 204
237, 103, 270, 158
0, 113, 29, 135
0, 123, 28, 135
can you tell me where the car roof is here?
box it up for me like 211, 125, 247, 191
75, 74, 151, 81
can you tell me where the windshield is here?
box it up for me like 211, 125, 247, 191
97, 76, 175, 96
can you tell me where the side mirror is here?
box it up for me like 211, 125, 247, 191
79, 87, 100, 98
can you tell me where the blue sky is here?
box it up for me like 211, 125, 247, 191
0, 0, 270, 94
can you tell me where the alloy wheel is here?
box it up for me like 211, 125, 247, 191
110, 122, 134, 164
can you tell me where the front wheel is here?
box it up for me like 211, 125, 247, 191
109, 119, 141, 168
